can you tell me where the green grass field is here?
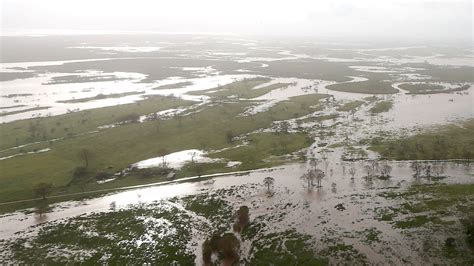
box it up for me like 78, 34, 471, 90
0, 80, 328, 205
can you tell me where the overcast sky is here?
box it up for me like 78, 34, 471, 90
1, 0, 472, 44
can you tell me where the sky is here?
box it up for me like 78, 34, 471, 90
1, 0, 472, 44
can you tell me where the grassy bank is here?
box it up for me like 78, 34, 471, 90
369, 119, 474, 160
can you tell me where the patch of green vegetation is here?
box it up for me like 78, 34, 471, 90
153, 81, 193, 90
369, 119, 474, 160
320, 243, 367, 263
341, 146, 368, 161
373, 183, 474, 263
57, 91, 145, 103
0, 82, 327, 206
0, 105, 26, 110
299, 114, 338, 124
327, 75, 398, 94
175, 161, 229, 179
189, 77, 291, 99
364, 228, 382, 244
327, 142, 345, 148
0, 95, 190, 151
395, 215, 439, 229
363, 96, 379, 102
407, 184, 474, 213
337, 100, 365, 112
44, 74, 126, 84
418, 64, 474, 82
209, 132, 312, 170
249, 230, 328, 265
4, 202, 197, 264
181, 193, 233, 230
0, 106, 51, 117
399, 83, 444, 94
404, 83, 470, 95
260, 59, 354, 82
0, 72, 36, 82
369, 100, 393, 114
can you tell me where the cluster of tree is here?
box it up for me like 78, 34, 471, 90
410, 161, 445, 179
263, 177, 274, 193
363, 160, 392, 180
375, 132, 473, 162
301, 168, 325, 188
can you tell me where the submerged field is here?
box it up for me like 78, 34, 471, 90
0, 35, 473, 264
1, 179, 473, 264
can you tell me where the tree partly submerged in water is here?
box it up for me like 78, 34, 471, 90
263, 176, 275, 193
301, 168, 325, 188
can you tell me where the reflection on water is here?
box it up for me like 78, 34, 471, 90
133, 149, 218, 169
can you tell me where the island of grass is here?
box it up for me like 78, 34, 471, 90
0, 106, 51, 117
0, 105, 27, 110
44, 74, 129, 85
188, 77, 291, 99
57, 91, 145, 103
0, 79, 329, 208
369, 101, 393, 114
337, 100, 365, 112
399, 83, 471, 94
152, 81, 193, 90
369, 119, 474, 160
326, 75, 398, 94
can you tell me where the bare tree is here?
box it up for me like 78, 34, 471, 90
462, 147, 472, 164
369, 160, 379, 175
35, 200, 49, 218
109, 201, 117, 211
190, 151, 198, 163
410, 161, 422, 178
309, 157, 320, 169
349, 167, 356, 179
314, 169, 325, 188
424, 164, 432, 178
364, 165, 373, 178
263, 177, 275, 193
77, 148, 93, 168
380, 162, 393, 178
34, 182, 53, 200
225, 130, 234, 143
301, 169, 316, 188
159, 149, 169, 168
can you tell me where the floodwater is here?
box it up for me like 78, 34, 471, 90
0, 68, 253, 122
1, 39, 473, 263
133, 149, 219, 169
